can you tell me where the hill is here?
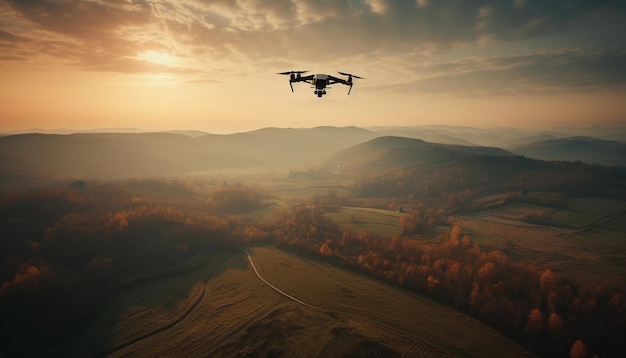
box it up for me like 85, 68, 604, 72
0, 127, 376, 188
323, 136, 626, 201
509, 136, 626, 166
366, 125, 626, 160
199, 126, 376, 164
327, 136, 511, 171
2, 125, 625, 192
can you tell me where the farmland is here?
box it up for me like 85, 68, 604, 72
52, 179, 624, 358
254, 180, 626, 289
314, 195, 626, 288
323, 206, 403, 237
455, 197, 626, 287
70, 246, 531, 357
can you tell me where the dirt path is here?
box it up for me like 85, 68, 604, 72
96, 252, 233, 357
242, 248, 321, 311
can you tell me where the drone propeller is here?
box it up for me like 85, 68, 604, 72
278, 70, 308, 75
279, 71, 308, 92
338, 71, 364, 80
338, 72, 363, 95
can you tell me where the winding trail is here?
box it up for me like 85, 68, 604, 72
241, 248, 321, 311
96, 252, 232, 357
97, 248, 319, 357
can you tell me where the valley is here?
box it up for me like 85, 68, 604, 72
1, 125, 625, 357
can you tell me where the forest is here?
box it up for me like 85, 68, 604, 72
273, 201, 625, 358
1, 151, 626, 357
0, 180, 270, 357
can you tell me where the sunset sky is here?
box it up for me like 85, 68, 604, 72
1, 0, 625, 133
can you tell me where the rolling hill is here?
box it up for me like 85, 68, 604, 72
322, 135, 626, 201
2, 126, 625, 192
0, 127, 377, 187
509, 136, 626, 166
324, 135, 512, 175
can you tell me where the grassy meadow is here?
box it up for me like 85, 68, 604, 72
248, 180, 626, 288
69, 251, 232, 356
70, 245, 532, 357
456, 197, 626, 287
323, 206, 403, 237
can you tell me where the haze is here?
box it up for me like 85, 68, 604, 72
1, 0, 625, 133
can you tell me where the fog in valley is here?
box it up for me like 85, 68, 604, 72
3, 125, 626, 185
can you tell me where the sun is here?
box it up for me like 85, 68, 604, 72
139, 50, 177, 66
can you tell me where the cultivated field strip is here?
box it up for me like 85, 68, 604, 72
457, 199, 626, 287
72, 246, 533, 357
69, 251, 232, 357
243, 248, 450, 357
404, 343, 452, 358
242, 248, 321, 311
104, 254, 288, 357
250, 246, 532, 358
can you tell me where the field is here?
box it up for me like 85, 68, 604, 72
63, 179, 625, 357
70, 247, 532, 357
69, 251, 232, 356
249, 181, 626, 288
456, 197, 626, 287
323, 206, 403, 237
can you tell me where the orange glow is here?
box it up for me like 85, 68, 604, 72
0, 1, 624, 133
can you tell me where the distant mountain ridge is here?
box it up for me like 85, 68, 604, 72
0, 128, 378, 187
1, 126, 625, 190
509, 136, 626, 166
326, 136, 511, 172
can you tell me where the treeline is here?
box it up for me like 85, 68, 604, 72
273, 201, 626, 358
352, 153, 626, 208
0, 180, 270, 357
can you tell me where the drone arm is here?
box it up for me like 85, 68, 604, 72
296, 75, 315, 82
289, 75, 314, 91
327, 75, 347, 85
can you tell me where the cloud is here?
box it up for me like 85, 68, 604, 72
372, 47, 626, 96
0, 0, 624, 93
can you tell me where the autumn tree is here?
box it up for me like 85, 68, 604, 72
569, 340, 587, 358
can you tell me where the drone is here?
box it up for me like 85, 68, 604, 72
278, 71, 364, 97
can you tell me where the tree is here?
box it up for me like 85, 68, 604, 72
525, 308, 545, 351
569, 340, 587, 358
548, 312, 565, 356
540, 269, 557, 293
319, 242, 332, 257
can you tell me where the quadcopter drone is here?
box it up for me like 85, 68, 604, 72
278, 71, 364, 97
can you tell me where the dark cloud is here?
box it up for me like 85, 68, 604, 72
379, 48, 626, 96
1, 0, 158, 71
0, 0, 624, 92
5, 0, 152, 39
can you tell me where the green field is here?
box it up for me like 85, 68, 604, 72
70, 247, 532, 357
323, 206, 403, 237
540, 197, 626, 229
69, 251, 232, 356
251, 246, 532, 358
457, 197, 626, 287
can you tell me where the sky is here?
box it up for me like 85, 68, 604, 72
1, 0, 625, 133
